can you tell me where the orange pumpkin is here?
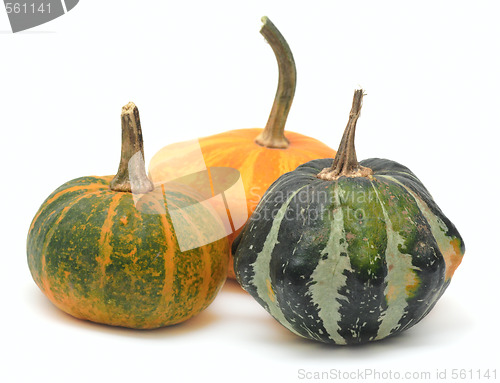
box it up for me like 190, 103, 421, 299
149, 17, 335, 277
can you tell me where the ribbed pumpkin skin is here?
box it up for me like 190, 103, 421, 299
27, 175, 229, 329
149, 128, 335, 278
233, 158, 465, 344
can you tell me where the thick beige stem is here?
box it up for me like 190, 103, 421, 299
110, 102, 154, 193
317, 89, 373, 181
255, 16, 296, 149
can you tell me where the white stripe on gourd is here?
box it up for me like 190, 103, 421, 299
308, 184, 352, 345
370, 181, 420, 340
250, 186, 307, 337
376, 175, 450, 324
378, 175, 459, 282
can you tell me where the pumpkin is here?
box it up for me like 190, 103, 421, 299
233, 90, 465, 344
149, 17, 335, 278
27, 102, 229, 329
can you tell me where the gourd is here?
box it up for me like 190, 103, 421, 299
149, 17, 335, 278
27, 103, 229, 329
233, 90, 465, 344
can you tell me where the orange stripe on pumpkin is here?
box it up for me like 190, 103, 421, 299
29, 181, 110, 233
170, 197, 217, 317
148, 186, 177, 325
97, 193, 123, 289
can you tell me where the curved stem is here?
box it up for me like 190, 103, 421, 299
317, 89, 373, 181
110, 102, 154, 193
255, 16, 296, 149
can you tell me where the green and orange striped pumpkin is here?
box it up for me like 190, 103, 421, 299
233, 90, 465, 344
27, 103, 229, 329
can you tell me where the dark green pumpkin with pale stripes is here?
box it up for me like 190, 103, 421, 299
233, 91, 465, 344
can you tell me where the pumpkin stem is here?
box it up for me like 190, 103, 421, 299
255, 16, 296, 149
317, 89, 373, 181
110, 102, 154, 193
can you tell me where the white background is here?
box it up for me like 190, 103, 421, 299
1, 1, 499, 382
